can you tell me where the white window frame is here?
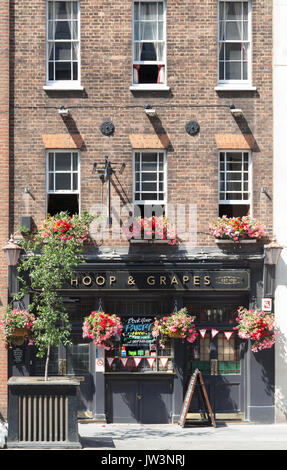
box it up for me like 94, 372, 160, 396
216, 0, 255, 91
218, 150, 252, 213
46, 149, 80, 196
132, 149, 167, 210
130, 0, 169, 91
44, 0, 83, 91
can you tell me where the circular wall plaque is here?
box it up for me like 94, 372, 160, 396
185, 120, 200, 136
100, 121, 115, 136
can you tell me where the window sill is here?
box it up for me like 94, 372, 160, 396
214, 84, 257, 91
43, 84, 85, 91
130, 84, 170, 91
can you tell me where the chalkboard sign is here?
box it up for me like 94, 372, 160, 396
178, 369, 216, 428
122, 317, 154, 346
12, 347, 25, 366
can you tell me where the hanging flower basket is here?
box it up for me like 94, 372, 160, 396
152, 307, 198, 348
0, 308, 36, 347
233, 306, 278, 353
209, 215, 266, 242
123, 216, 177, 245
82, 311, 123, 350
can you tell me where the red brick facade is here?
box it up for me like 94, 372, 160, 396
0, 0, 10, 419
0, 0, 273, 418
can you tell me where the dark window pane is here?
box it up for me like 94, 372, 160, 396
55, 62, 71, 80
55, 20, 72, 39
55, 42, 71, 60
55, 153, 71, 171
72, 62, 78, 80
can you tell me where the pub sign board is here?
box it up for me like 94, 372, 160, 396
64, 269, 250, 291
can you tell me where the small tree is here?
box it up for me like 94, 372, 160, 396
12, 210, 94, 380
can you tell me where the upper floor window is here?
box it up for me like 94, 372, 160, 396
46, 150, 80, 216
218, 1, 251, 85
133, 150, 167, 217
219, 150, 251, 217
47, 1, 80, 88
132, 1, 166, 88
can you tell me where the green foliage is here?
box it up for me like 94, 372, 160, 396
13, 210, 94, 370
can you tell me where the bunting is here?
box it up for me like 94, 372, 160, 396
199, 329, 207, 339
133, 357, 142, 367
159, 357, 169, 368
107, 357, 115, 368
120, 357, 128, 368
224, 331, 233, 341
211, 329, 219, 338
146, 357, 156, 368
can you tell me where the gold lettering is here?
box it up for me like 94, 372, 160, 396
193, 276, 200, 285
160, 276, 167, 285
182, 275, 190, 284
82, 276, 92, 286
128, 276, 135, 286
171, 276, 179, 285
204, 275, 211, 286
96, 276, 106, 286
71, 277, 79, 286
109, 276, 116, 285
147, 275, 155, 286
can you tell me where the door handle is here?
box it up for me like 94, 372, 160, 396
136, 393, 142, 400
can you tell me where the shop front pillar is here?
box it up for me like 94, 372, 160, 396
248, 346, 275, 423
91, 344, 106, 422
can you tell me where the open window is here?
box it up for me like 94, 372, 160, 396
46, 150, 80, 216
219, 150, 251, 217
133, 1, 166, 86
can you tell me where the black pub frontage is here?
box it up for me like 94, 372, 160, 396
9, 245, 275, 425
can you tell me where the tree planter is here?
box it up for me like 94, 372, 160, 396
7, 376, 81, 449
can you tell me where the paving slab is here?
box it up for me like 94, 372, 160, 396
78, 422, 287, 451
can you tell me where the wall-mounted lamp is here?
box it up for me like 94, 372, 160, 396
2, 235, 22, 266
145, 104, 157, 117
264, 236, 284, 265
58, 105, 70, 116
229, 103, 243, 117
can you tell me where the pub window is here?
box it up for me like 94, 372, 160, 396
219, 150, 251, 217
47, 0, 80, 85
133, 1, 166, 86
46, 150, 80, 216
133, 150, 166, 218
218, 0, 251, 85
105, 300, 174, 373
185, 303, 244, 376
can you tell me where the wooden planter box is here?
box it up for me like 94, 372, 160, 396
7, 376, 82, 449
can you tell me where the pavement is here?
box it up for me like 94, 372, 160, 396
78, 421, 287, 451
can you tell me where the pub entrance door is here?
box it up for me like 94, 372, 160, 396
185, 300, 247, 420
105, 298, 174, 424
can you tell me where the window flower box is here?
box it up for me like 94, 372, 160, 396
209, 215, 266, 242
123, 216, 177, 246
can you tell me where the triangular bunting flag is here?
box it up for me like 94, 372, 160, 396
120, 357, 128, 368
159, 357, 169, 368
107, 357, 115, 368
199, 329, 207, 339
146, 357, 155, 368
224, 331, 233, 341
134, 357, 142, 368
211, 329, 219, 338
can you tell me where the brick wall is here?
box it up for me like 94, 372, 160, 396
9, 0, 273, 247
0, 0, 10, 419
0, 0, 273, 419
